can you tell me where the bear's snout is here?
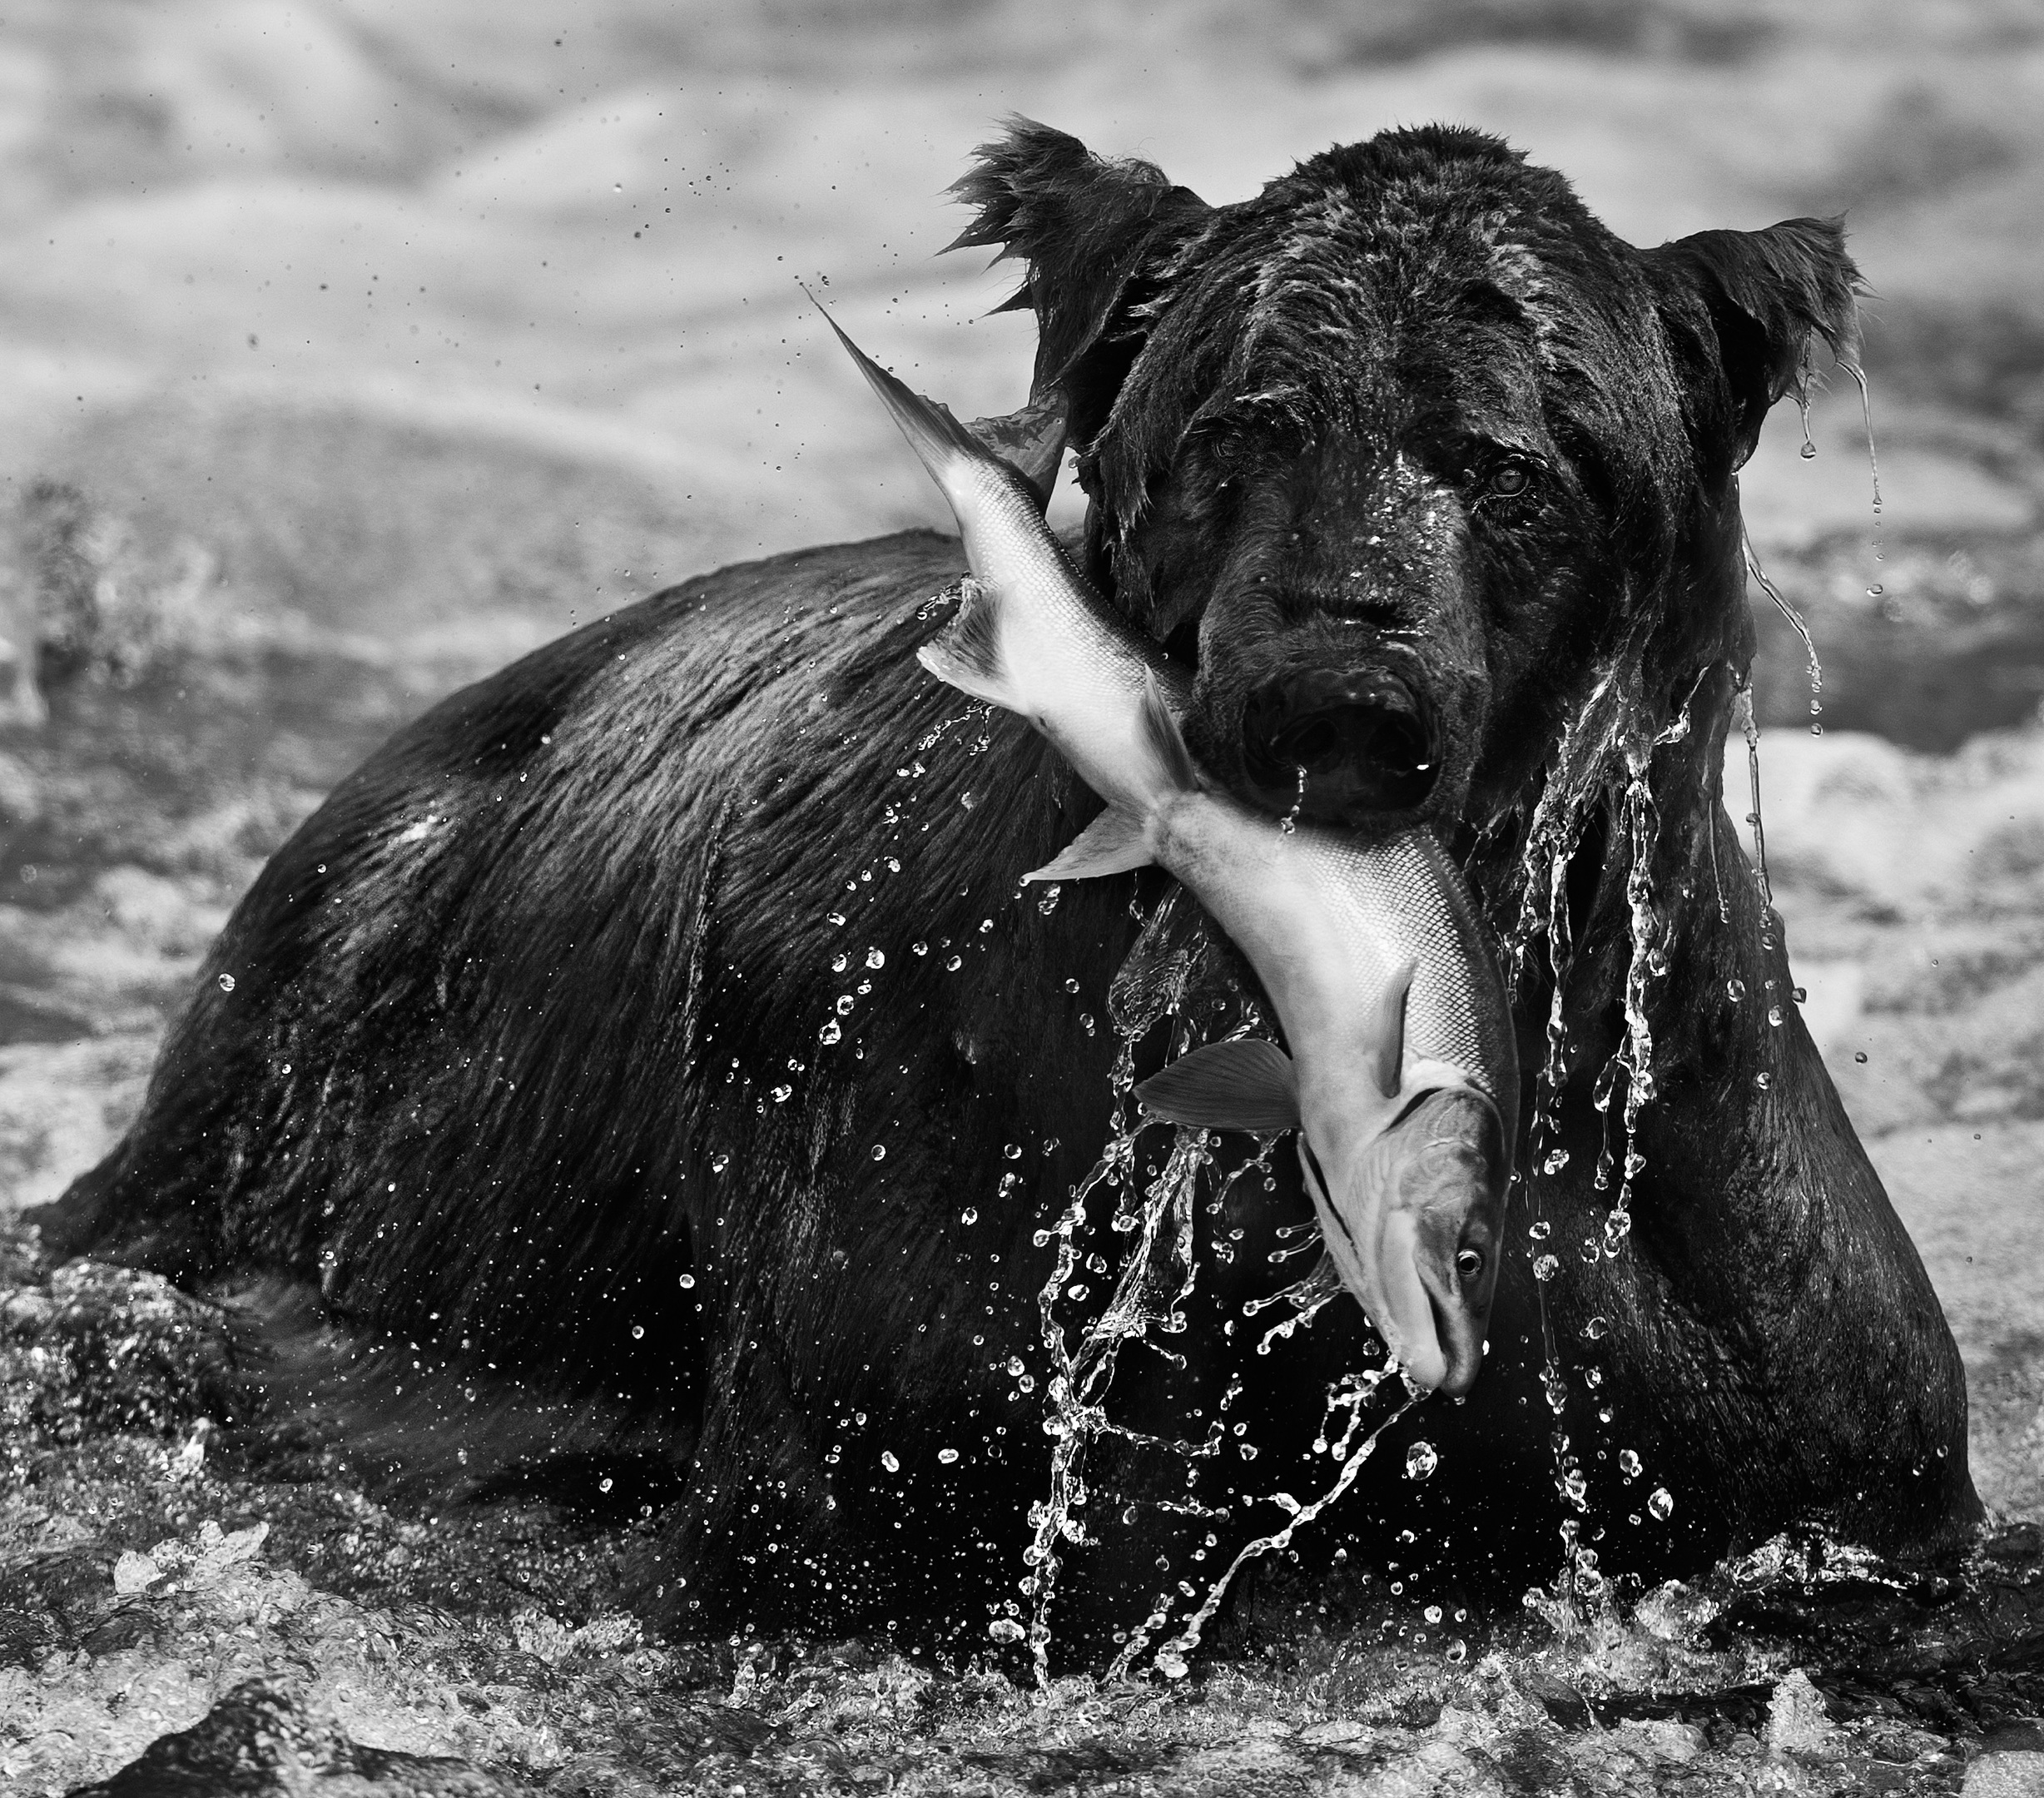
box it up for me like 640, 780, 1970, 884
1238, 666, 1438, 825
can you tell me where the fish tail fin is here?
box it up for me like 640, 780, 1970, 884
806, 287, 998, 499
915, 577, 1021, 712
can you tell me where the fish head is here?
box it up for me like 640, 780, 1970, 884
1301, 1085, 1507, 1397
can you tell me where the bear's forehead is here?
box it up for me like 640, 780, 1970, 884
1141, 167, 1650, 436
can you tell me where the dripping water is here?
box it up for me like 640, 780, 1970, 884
1732, 681, 1772, 908
1278, 764, 1307, 836
1743, 529, 1824, 736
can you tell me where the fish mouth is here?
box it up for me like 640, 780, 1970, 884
1299, 1131, 1449, 1389
1299, 1095, 1498, 1397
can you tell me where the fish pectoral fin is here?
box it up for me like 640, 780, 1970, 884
916, 576, 1019, 711
1024, 805, 1152, 883
965, 399, 1066, 513
1135, 1039, 1301, 1135
1367, 958, 1417, 1100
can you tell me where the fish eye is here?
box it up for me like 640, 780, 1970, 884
1455, 1248, 1485, 1281
1487, 460, 1531, 499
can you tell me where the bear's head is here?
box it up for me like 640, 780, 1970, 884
954, 121, 1858, 840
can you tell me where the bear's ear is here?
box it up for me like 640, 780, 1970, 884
1642, 216, 1862, 478
949, 117, 1213, 443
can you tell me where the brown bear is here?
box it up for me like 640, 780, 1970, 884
39, 119, 1977, 1666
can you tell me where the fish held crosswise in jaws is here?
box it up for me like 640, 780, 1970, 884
818, 301, 1520, 1396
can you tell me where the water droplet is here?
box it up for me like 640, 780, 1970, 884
836, 994, 856, 1016
938, 1448, 959, 1464
1754, 1071, 1772, 1091
1562, 1468, 1587, 1505
1036, 884, 1062, 916
871, 1144, 886, 1161
910, 940, 928, 956
881, 1450, 900, 1473
1533, 1254, 1559, 1281
826, 911, 846, 927
1529, 1219, 1552, 1242
1004, 1143, 1023, 1160
960, 1207, 978, 1225
1648, 1487, 1674, 1520
1424, 1604, 1443, 1624
1446, 1638, 1468, 1664
1726, 979, 1745, 1002
1540, 1150, 1569, 1176
1799, 441, 1817, 459
945, 955, 963, 971
819, 1020, 841, 1045
1853, 1050, 1868, 1064
678, 1274, 696, 1289
1767, 1006, 1783, 1027
831, 952, 849, 973
217, 974, 236, 993
1791, 986, 1807, 1003
770, 1084, 792, 1103
631, 1324, 645, 1340
1404, 1441, 1439, 1481
1619, 1448, 1641, 1478
600, 1476, 614, 1493
1006, 1357, 1025, 1377
709, 1154, 729, 1175
866, 947, 886, 970
1156, 1651, 1189, 1681
988, 1617, 1024, 1643
1583, 1315, 1610, 1341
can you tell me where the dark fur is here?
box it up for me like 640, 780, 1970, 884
40, 122, 1976, 1659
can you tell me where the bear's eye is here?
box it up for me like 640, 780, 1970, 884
1487, 460, 1531, 498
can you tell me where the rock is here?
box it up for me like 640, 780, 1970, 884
0, 1260, 253, 1445
65, 1678, 528, 1796
1962, 1751, 2044, 1796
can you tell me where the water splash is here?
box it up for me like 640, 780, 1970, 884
1022, 891, 1238, 1684
1141, 1388, 1422, 1679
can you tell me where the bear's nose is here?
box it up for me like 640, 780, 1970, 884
1240, 669, 1437, 822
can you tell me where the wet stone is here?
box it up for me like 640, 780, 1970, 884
66, 1678, 527, 1796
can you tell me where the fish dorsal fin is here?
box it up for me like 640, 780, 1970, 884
1140, 672, 1199, 794
1367, 958, 1417, 1100
1136, 1039, 1301, 1135
1022, 804, 1149, 884
965, 399, 1066, 513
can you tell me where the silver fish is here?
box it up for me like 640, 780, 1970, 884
821, 306, 1520, 1395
